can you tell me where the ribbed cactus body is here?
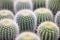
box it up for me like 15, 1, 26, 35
0, 10, 14, 20
0, 19, 19, 40
55, 11, 60, 35
14, 0, 33, 13
32, 0, 46, 10
16, 32, 40, 40
37, 21, 59, 40
48, 0, 60, 15
34, 8, 53, 26
0, 0, 13, 11
14, 10, 37, 33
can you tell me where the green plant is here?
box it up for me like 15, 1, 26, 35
55, 11, 60, 35
1, 0, 13, 11
32, 0, 46, 10
48, 0, 60, 15
0, 19, 19, 40
0, 10, 14, 20
34, 8, 53, 26
14, 0, 33, 13
14, 9, 37, 33
15, 32, 40, 40
37, 21, 59, 40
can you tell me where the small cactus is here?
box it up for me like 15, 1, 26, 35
0, 9, 14, 20
14, 9, 37, 33
0, 19, 19, 40
37, 21, 59, 40
55, 11, 60, 35
14, 0, 33, 13
34, 8, 53, 26
15, 32, 40, 40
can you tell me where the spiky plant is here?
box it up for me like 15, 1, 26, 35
48, 0, 60, 15
14, 0, 33, 13
14, 9, 37, 33
0, 19, 19, 40
32, 0, 46, 10
55, 11, 60, 35
15, 32, 40, 40
0, 0, 14, 11
37, 21, 59, 40
0, 9, 14, 20
34, 8, 53, 26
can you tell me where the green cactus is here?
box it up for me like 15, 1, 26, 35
48, 0, 60, 15
32, 0, 46, 10
0, 19, 19, 40
55, 11, 60, 35
14, 0, 33, 13
37, 21, 59, 40
14, 9, 37, 33
34, 8, 53, 26
0, 0, 13, 11
0, 10, 14, 20
15, 32, 40, 40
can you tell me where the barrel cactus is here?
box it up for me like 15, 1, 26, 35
55, 11, 60, 35
34, 8, 53, 26
15, 32, 40, 40
48, 0, 60, 15
0, 0, 14, 12
14, 0, 33, 13
37, 21, 59, 40
0, 9, 14, 20
0, 19, 19, 40
14, 9, 37, 33
32, 0, 46, 10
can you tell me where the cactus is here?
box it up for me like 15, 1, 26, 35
0, 19, 19, 40
14, 9, 37, 33
0, 0, 13, 12
32, 0, 46, 10
15, 32, 40, 40
14, 0, 33, 13
34, 8, 53, 26
48, 0, 60, 15
37, 21, 59, 40
0, 10, 14, 20
55, 11, 60, 35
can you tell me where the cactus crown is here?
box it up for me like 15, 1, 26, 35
43, 21, 54, 28
34, 8, 52, 14
1, 19, 12, 26
0, 10, 13, 16
19, 0, 29, 2
22, 10, 30, 16
35, 8, 46, 13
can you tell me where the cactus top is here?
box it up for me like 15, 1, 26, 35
39, 21, 58, 28
34, 8, 52, 14
0, 10, 13, 16
1, 19, 12, 26
16, 32, 40, 40
17, 0, 30, 2
15, 9, 36, 17
38, 21, 59, 32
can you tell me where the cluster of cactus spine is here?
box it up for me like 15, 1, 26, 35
48, 0, 60, 15
32, 0, 46, 10
55, 11, 60, 35
15, 32, 40, 40
0, 9, 14, 20
34, 8, 53, 26
0, 19, 19, 40
0, 0, 14, 12
14, 9, 37, 33
37, 21, 59, 40
14, 0, 33, 13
